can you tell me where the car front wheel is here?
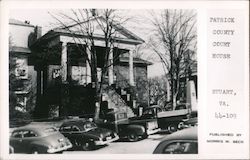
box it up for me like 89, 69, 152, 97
80, 141, 94, 151
168, 124, 178, 133
73, 139, 81, 149
127, 132, 139, 142
142, 133, 148, 139
31, 148, 39, 154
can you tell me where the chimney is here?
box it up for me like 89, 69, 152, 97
91, 9, 97, 16
28, 26, 42, 47
24, 20, 30, 24
35, 26, 42, 39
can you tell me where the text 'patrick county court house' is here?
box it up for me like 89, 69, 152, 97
9, 18, 153, 119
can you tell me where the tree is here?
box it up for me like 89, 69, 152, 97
148, 76, 170, 108
149, 9, 197, 109
51, 9, 130, 120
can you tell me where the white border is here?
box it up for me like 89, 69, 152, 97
1, 1, 249, 160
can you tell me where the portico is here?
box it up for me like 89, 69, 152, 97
30, 17, 150, 118
58, 34, 139, 86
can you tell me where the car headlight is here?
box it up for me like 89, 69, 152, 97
47, 145, 56, 153
100, 134, 104, 139
48, 145, 53, 149
66, 140, 71, 145
48, 145, 58, 150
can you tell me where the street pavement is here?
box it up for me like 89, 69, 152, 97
63, 133, 167, 154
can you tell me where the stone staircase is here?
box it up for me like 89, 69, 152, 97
102, 85, 135, 118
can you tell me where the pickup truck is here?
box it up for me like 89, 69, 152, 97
97, 111, 160, 142
140, 104, 193, 133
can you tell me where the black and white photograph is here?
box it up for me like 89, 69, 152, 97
8, 8, 198, 155
4, 5, 198, 154
1, 0, 250, 159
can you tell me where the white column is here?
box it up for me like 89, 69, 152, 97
86, 47, 92, 84
61, 42, 67, 83
108, 47, 114, 85
186, 80, 197, 112
41, 71, 43, 94
129, 49, 135, 86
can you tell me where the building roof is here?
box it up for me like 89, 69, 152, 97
9, 19, 34, 27
61, 16, 145, 43
10, 46, 31, 54
119, 57, 153, 65
33, 16, 144, 46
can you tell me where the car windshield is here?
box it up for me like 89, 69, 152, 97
175, 104, 187, 110
83, 122, 97, 131
44, 127, 57, 133
163, 141, 198, 154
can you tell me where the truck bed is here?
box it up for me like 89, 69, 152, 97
157, 109, 190, 118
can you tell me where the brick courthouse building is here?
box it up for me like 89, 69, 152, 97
9, 18, 152, 119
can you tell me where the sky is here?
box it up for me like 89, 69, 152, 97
9, 9, 166, 78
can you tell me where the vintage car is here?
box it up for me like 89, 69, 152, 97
9, 145, 14, 154
178, 111, 198, 129
98, 112, 160, 142
153, 126, 197, 154
10, 125, 72, 154
59, 119, 119, 150
139, 104, 192, 133
178, 117, 198, 129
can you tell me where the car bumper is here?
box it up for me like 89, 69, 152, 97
47, 143, 72, 153
147, 128, 161, 135
94, 135, 119, 145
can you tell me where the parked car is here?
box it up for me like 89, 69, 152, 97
178, 112, 198, 129
59, 119, 119, 150
9, 145, 14, 154
179, 117, 198, 129
141, 105, 163, 119
10, 125, 72, 154
98, 111, 160, 142
153, 126, 197, 154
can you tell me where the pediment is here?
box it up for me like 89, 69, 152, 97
65, 16, 144, 42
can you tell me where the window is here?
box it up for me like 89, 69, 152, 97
15, 68, 28, 79
11, 131, 23, 138
17, 96, 27, 106
52, 69, 61, 79
15, 59, 28, 79
15, 96, 27, 112
72, 125, 81, 132
175, 104, 187, 110
60, 126, 71, 132
163, 141, 198, 154
143, 109, 154, 115
71, 66, 87, 85
119, 52, 129, 58
23, 131, 38, 138
44, 127, 57, 133
83, 122, 97, 131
